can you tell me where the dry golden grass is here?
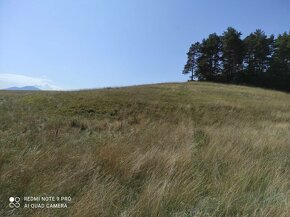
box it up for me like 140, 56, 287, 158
0, 82, 289, 216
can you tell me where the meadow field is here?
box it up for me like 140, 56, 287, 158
0, 82, 289, 217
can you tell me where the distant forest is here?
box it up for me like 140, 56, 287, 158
183, 27, 290, 91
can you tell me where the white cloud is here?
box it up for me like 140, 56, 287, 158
0, 73, 62, 90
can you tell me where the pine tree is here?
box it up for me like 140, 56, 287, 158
244, 29, 274, 85
269, 32, 290, 90
222, 27, 244, 82
183, 42, 200, 81
196, 33, 223, 81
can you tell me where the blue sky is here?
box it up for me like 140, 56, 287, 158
0, 0, 289, 90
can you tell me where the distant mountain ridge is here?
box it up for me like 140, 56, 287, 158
3, 86, 41, 91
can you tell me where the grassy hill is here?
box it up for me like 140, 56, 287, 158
0, 82, 289, 217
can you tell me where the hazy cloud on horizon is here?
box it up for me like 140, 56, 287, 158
0, 73, 62, 90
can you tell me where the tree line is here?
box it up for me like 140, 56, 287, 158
183, 27, 290, 91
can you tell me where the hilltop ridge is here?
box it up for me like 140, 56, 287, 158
0, 82, 289, 217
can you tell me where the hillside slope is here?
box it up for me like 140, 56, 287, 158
0, 82, 289, 217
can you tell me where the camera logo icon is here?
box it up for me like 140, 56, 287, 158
9, 197, 20, 208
